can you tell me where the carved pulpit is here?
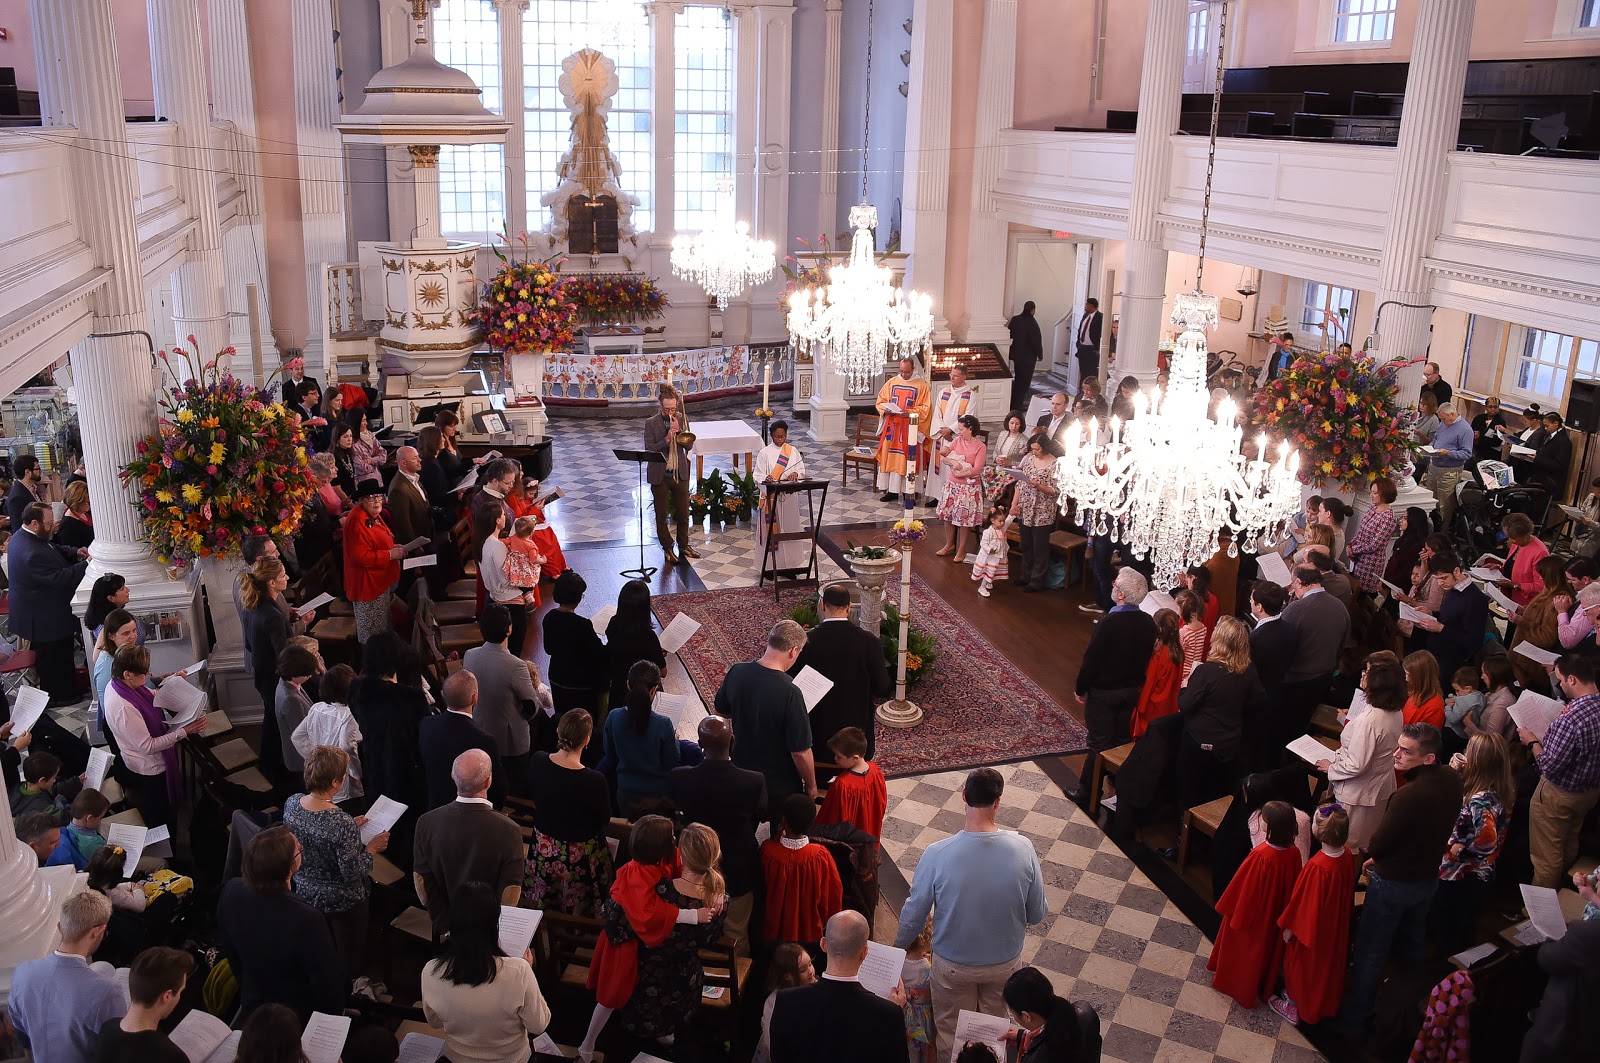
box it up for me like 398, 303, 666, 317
568, 194, 620, 255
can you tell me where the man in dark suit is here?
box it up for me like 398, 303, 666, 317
418, 671, 505, 811
1278, 564, 1351, 750
770, 910, 907, 1063
1073, 568, 1157, 798
1074, 297, 1103, 385
643, 384, 696, 563
5, 455, 44, 529
1034, 392, 1072, 447
790, 583, 891, 772
411, 749, 523, 937
6, 504, 90, 733
386, 446, 431, 548
1246, 581, 1297, 771
1006, 301, 1043, 413
1528, 410, 1573, 498
668, 715, 766, 956
1414, 553, 1489, 682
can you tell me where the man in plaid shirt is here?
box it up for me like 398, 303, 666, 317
1520, 655, 1600, 887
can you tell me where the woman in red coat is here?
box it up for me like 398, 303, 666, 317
342, 482, 403, 644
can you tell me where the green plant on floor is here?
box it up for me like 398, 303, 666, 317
702, 468, 738, 525
735, 469, 760, 521
787, 594, 937, 684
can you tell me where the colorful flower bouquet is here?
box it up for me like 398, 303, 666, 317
471, 232, 579, 352
120, 340, 314, 568
564, 274, 669, 328
1250, 349, 1413, 489
888, 518, 927, 548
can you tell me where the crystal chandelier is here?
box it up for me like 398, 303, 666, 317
786, 0, 934, 391
670, 182, 776, 310
1054, 0, 1300, 588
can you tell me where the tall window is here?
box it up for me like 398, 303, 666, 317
1508, 328, 1600, 403
1584, 0, 1600, 29
1333, 0, 1397, 43
523, 0, 653, 232
434, 0, 505, 237
1298, 281, 1356, 345
674, 6, 735, 233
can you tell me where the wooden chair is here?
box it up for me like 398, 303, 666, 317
418, 592, 478, 657
698, 934, 754, 1052
1177, 795, 1233, 870
842, 416, 880, 487
1086, 742, 1135, 817
539, 910, 604, 993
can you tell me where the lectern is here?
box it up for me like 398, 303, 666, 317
758, 478, 828, 600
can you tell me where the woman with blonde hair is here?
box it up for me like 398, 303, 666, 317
1432, 733, 1515, 956
1402, 650, 1446, 729
1174, 617, 1264, 812
239, 557, 309, 776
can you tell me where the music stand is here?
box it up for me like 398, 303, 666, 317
758, 478, 828, 601
614, 448, 665, 579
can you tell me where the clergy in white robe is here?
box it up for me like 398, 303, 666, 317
922, 365, 976, 506
754, 421, 810, 574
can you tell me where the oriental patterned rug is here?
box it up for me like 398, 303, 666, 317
652, 577, 1088, 778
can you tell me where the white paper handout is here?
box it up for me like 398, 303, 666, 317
402, 553, 438, 570
1469, 567, 1505, 583
528, 1033, 562, 1058
396, 1033, 446, 1063
1509, 444, 1537, 458
883, 402, 904, 416
1346, 688, 1372, 723
1559, 504, 1588, 522
1286, 734, 1333, 765
452, 468, 480, 494
402, 535, 430, 552
178, 659, 208, 677
498, 905, 544, 958
85, 747, 115, 792
659, 612, 702, 654
949, 1010, 1011, 1063
155, 678, 208, 727
8, 685, 48, 738
1520, 884, 1569, 942
1511, 641, 1562, 668
1481, 581, 1518, 612
1397, 603, 1431, 626
1379, 578, 1408, 598
857, 941, 906, 1001
1508, 691, 1565, 741
300, 591, 336, 613
1140, 589, 1179, 616
359, 795, 408, 846
1256, 550, 1293, 587
1473, 553, 1503, 569
653, 691, 691, 733
793, 666, 834, 712
588, 604, 617, 635
107, 821, 170, 876
169, 1010, 237, 1063
1449, 942, 1498, 969
301, 1012, 351, 1063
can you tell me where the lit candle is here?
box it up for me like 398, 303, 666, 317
666, 363, 672, 386
762, 361, 771, 411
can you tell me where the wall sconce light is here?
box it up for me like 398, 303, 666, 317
898, 82, 908, 97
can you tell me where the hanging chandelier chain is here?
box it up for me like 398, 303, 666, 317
1196, 0, 1229, 290
862, 0, 875, 203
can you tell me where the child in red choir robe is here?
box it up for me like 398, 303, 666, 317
1207, 800, 1304, 1008
1271, 804, 1358, 1025
816, 727, 888, 843
760, 793, 844, 944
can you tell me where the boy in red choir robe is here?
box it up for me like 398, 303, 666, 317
760, 793, 844, 944
816, 727, 888, 843
1207, 800, 1304, 1008
1271, 804, 1358, 1025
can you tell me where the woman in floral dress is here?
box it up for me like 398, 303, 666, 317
935, 415, 987, 561
1345, 478, 1400, 594
524, 710, 614, 917
982, 411, 1030, 508
1009, 433, 1062, 592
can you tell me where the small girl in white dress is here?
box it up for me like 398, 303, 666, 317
971, 508, 1012, 597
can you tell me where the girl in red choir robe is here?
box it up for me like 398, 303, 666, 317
509, 475, 567, 579
1271, 804, 1358, 1025
760, 794, 844, 944
1207, 801, 1304, 1008
816, 727, 888, 843
580, 816, 722, 1061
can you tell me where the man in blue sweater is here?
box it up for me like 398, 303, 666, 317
894, 767, 1046, 1053
9, 891, 125, 1063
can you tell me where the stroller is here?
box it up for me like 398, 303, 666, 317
1453, 477, 1549, 557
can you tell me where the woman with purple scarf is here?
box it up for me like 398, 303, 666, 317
102, 644, 206, 826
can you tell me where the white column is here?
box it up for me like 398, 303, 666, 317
900, 0, 952, 338
291, 0, 348, 372
733, 4, 760, 227
957, 0, 1018, 344
815, 0, 843, 240
208, 0, 261, 217
649, 2, 682, 239
752, 4, 795, 247
148, 0, 232, 370
495, 0, 529, 235
1373, 0, 1476, 397
1118, 0, 1189, 383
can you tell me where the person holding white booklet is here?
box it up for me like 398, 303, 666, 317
420, 882, 550, 1063
1313, 651, 1408, 850
103, 645, 205, 828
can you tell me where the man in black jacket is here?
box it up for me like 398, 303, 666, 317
1527, 410, 1573, 498
770, 910, 906, 1063
5, 454, 43, 529
1006, 301, 1043, 413
1337, 724, 1463, 1035
1073, 568, 1157, 799
418, 670, 505, 811
1073, 297, 1103, 385
668, 715, 766, 956
1278, 565, 1350, 748
791, 583, 892, 774
1246, 581, 1297, 771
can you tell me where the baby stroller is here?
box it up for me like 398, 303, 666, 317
1454, 478, 1549, 557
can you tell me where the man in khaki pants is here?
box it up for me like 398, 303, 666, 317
1519, 656, 1600, 887
893, 768, 1046, 1051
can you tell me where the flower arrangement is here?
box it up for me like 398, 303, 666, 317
564, 274, 669, 328
888, 518, 927, 548
843, 542, 899, 562
120, 340, 314, 568
471, 232, 579, 352
1250, 349, 1414, 489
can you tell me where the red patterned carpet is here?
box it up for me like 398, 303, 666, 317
652, 576, 1088, 777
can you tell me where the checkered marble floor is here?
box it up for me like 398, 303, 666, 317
881, 762, 1325, 1063
544, 402, 904, 591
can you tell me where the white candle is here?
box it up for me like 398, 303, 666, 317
665, 363, 672, 386
762, 362, 771, 411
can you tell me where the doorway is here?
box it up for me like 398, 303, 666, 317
1008, 235, 1095, 383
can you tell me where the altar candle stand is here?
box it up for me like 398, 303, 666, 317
877, 411, 924, 729
760, 360, 774, 443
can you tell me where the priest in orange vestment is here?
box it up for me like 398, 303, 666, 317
875, 356, 932, 500
761, 794, 844, 944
